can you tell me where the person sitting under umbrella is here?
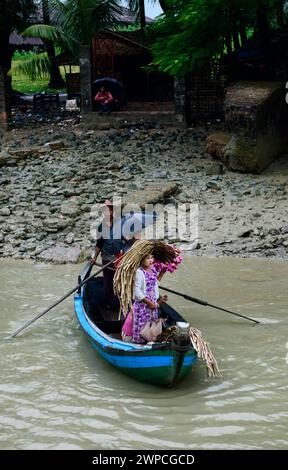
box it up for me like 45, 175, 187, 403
94, 86, 113, 114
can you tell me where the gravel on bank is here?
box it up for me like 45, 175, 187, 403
0, 115, 288, 263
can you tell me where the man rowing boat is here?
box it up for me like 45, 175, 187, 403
92, 199, 134, 310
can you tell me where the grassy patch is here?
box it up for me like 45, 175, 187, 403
11, 50, 79, 94
12, 72, 65, 94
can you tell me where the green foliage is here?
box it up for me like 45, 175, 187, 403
12, 50, 37, 61
150, 0, 285, 76
0, 0, 36, 33
117, 24, 141, 32
15, 1, 124, 82
23, 23, 69, 50
11, 50, 79, 93
125, 1, 162, 27
23, 0, 123, 60
12, 75, 66, 94
9, 52, 51, 80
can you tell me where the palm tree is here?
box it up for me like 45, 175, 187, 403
24, 0, 122, 59
125, 0, 166, 29
41, 0, 65, 88
126, 0, 146, 28
11, 0, 122, 84
0, 0, 36, 128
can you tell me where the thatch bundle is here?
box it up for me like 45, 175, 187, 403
113, 240, 177, 314
189, 327, 221, 377
157, 326, 221, 377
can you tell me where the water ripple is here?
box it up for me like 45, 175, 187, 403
1, 258, 288, 449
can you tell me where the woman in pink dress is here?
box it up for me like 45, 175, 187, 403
114, 240, 182, 344
132, 254, 166, 344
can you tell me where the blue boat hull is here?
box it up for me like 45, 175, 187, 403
74, 268, 197, 386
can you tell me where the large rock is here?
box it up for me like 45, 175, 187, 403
43, 140, 68, 150
223, 136, 259, 173
223, 81, 288, 173
121, 183, 178, 209
60, 198, 81, 218
205, 132, 231, 159
9, 147, 47, 160
0, 207, 11, 216
1, 147, 48, 166
44, 216, 74, 232
0, 150, 10, 167
38, 244, 85, 263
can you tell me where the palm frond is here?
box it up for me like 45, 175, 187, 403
45, 0, 122, 46
9, 53, 51, 81
23, 24, 68, 48
126, 0, 139, 14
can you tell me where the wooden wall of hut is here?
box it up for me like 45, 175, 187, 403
92, 32, 174, 103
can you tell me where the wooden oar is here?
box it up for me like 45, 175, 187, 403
9, 258, 115, 338
93, 262, 259, 324
160, 286, 260, 324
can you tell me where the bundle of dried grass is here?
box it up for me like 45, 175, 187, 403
189, 327, 221, 378
113, 240, 177, 315
156, 325, 221, 378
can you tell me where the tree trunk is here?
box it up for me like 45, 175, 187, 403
226, 34, 233, 54
232, 31, 240, 50
0, 29, 12, 129
257, 2, 270, 50
239, 26, 248, 47
276, 0, 285, 27
42, 0, 65, 88
159, 0, 170, 12
79, 45, 92, 113
139, 0, 146, 29
0, 67, 9, 132
47, 43, 65, 88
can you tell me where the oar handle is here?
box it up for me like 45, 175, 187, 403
9, 258, 116, 338
94, 263, 260, 325
161, 286, 208, 306
184, 295, 208, 306
206, 302, 260, 324
159, 286, 259, 324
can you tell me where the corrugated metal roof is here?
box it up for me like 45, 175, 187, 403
93, 31, 151, 56
9, 31, 43, 47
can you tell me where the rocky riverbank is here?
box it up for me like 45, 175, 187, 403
0, 115, 288, 262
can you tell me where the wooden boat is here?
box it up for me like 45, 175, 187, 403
74, 263, 197, 387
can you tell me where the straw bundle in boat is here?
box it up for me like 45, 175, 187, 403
189, 327, 221, 377
113, 240, 177, 315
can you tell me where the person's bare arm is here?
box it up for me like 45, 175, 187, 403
92, 246, 101, 263
142, 297, 157, 310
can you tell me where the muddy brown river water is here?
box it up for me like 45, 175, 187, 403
0, 256, 287, 450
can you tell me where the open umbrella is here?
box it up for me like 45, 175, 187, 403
92, 77, 124, 100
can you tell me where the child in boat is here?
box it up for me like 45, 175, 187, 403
114, 240, 182, 343
132, 254, 167, 344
